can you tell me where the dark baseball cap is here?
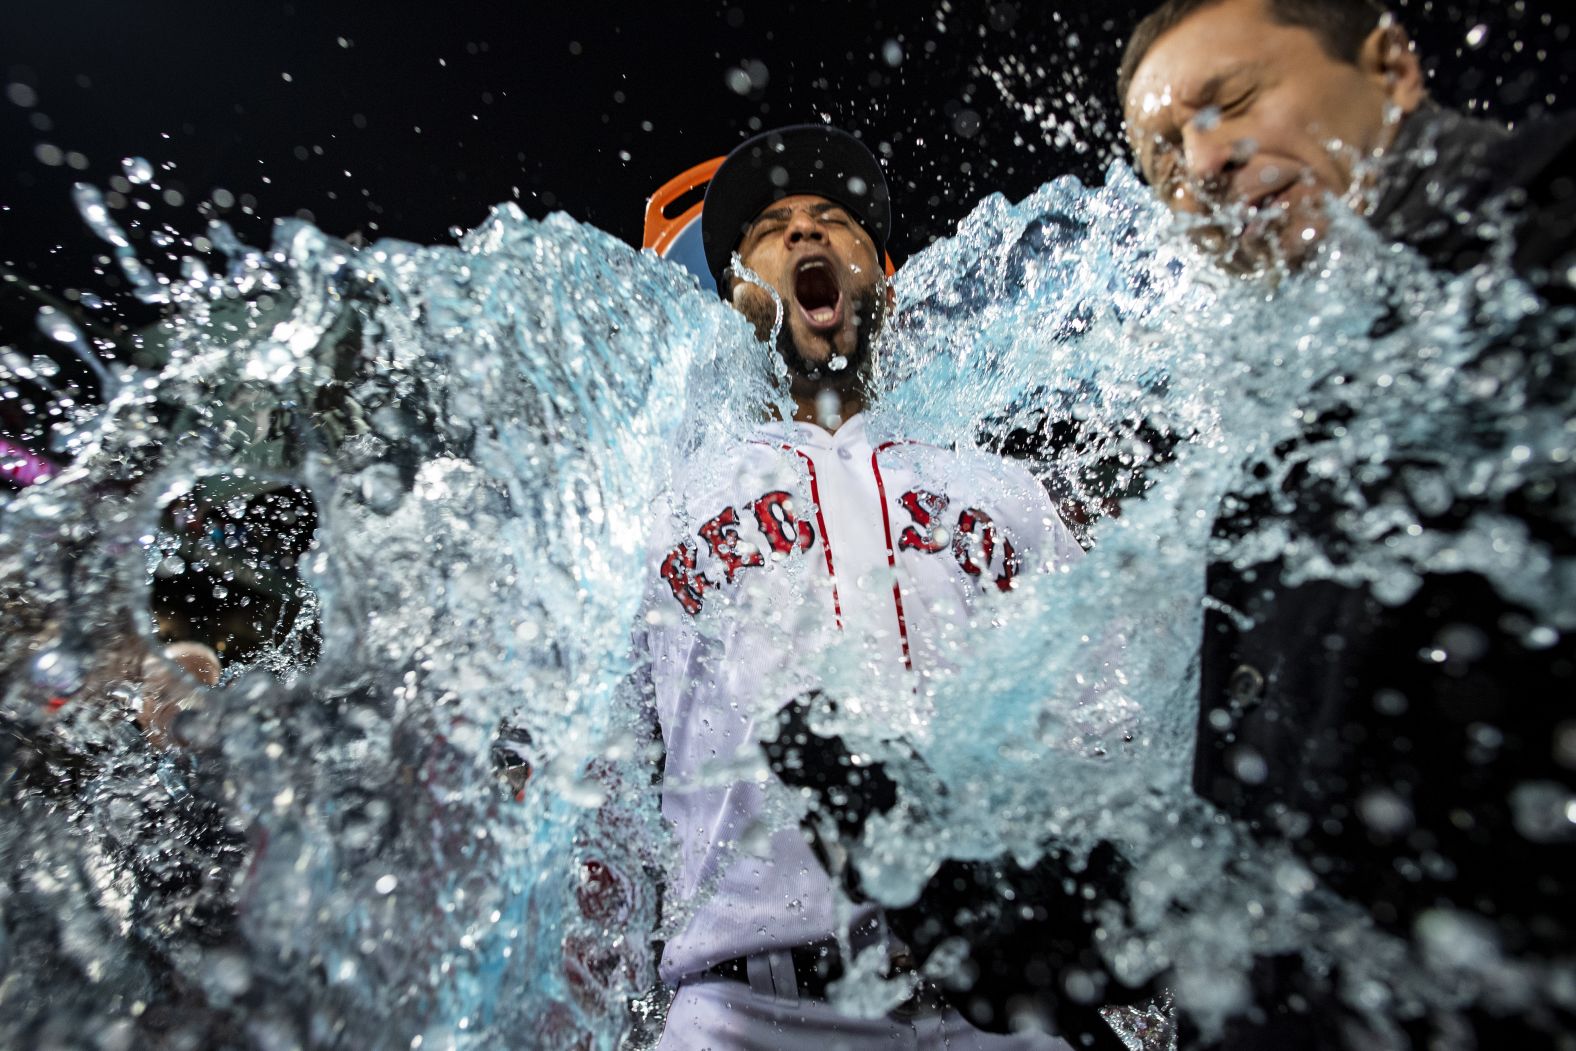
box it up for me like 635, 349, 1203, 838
700, 124, 892, 296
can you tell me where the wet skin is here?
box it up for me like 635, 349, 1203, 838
730, 194, 886, 367
727, 194, 894, 424
1123, 0, 1425, 268
139, 640, 222, 745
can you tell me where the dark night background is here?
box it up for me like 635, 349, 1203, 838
0, 0, 1571, 656
2, 0, 1573, 322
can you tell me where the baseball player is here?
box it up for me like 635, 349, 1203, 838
645, 125, 1082, 1050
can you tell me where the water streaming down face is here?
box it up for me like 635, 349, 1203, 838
0, 153, 1571, 1050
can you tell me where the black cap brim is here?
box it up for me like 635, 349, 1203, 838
701, 124, 892, 297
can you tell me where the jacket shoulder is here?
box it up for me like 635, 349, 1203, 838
1495, 113, 1576, 282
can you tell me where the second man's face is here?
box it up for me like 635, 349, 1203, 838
1123, 0, 1423, 269
730, 194, 886, 372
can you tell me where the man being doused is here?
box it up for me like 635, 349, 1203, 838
767, 2, 1575, 1049
1120, 0, 1576, 282
726, 199, 888, 427
645, 125, 1083, 1050
1120, 1, 1575, 1044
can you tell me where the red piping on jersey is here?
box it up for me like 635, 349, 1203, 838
870, 441, 915, 671
755, 440, 845, 631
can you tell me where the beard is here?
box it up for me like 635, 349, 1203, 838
771, 284, 885, 399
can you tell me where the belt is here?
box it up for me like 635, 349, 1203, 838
703, 942, 940, 1016
705, 939, 846, 998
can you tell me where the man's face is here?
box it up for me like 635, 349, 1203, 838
729, 194, 887, 378
1124, 0, 1423, 268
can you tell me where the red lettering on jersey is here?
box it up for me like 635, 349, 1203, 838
953, 508, 1020, 591
898, 489, 950, 553
953, 508, 992, 577
752, 490, 814, 555
698, 505, 764, 583
995, 536, 1020, 592
660, 542, 713, 615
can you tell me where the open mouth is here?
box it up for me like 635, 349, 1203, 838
1234, 185, 1297, 243
793, 258, 844, 333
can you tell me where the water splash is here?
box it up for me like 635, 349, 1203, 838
727, 249, 785, 349
802, 165, 1574, 1039
73, 180, 170, 305
2, 155, 1571, 1050
2, 197, 784, 1049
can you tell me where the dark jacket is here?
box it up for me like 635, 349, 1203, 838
1188, 106, 1576, 1047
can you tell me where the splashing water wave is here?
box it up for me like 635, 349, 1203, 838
2, 200, 785, 1049
814, 166, 1573, 1039
1, 160, 1570, 1049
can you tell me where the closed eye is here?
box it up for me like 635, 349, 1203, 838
1218, 90, 1253, 115
743, 220, 786, 248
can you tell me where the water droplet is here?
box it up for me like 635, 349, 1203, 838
1357, 788, 1414, 836
121, 155, 155, 185
1228, 745, 1267, 785
34, 312, 78, 354
357, 463, 404, 514
72, 182, 129, 248
1509, 782, 1576, 843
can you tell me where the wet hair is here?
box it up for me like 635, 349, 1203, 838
1117, 0, 1391, 108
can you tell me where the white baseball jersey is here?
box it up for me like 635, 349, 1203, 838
644, 412, 1083, 983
